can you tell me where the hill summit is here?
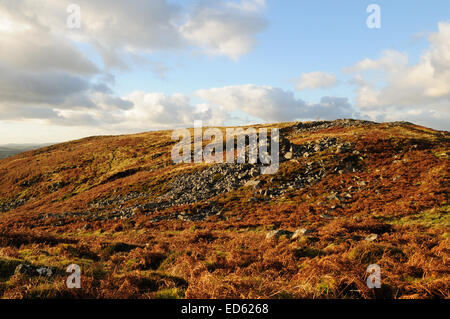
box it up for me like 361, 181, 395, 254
0, 119, 448, 299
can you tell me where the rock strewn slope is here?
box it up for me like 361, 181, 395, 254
0, 120, 448, 299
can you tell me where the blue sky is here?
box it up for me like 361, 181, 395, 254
115, 0, 448, 98
0, 0, 449, 143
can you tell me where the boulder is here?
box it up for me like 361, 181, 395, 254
365, 233, 378, 242
266, 230, 293, 240
292, 228, 316, 240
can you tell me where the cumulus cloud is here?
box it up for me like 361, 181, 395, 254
0, 60, 132, 122
345, 22, 450, 129
16, 84, 356, 132
0, 67, 89, 106
0, 30, 98, 75
58, 0, 185, 68
110, 92, 228, 131
2, 1, 447, 138
0, 2, 98, 76
0, 0, 134, 124
0, 0, 268, 130
295, 72, 338, 91
8, 0, 267, 66
196, 84, 358, 122
102, 85, 358, 132
180, 0, 267, 60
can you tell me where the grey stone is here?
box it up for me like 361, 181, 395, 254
365, 234, 378, 242
244, 180, 261, 189
266, 230, 294, 240
292, 228, 316, 240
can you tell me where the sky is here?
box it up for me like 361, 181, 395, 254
0, 0, 449, 144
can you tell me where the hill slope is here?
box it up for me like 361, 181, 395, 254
0, 120, 448, 299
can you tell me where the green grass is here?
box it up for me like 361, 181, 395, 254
386, 206, 450, 228
316, 276, 335, 295
154, 288, 185, 299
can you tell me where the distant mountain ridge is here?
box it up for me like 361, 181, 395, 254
0, 143, 53, 159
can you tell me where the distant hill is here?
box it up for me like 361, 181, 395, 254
0, 143, 53, 159
0, 146, 18, 159
0, 120, 448, 299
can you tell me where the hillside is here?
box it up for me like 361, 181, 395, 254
0, 119, 448, 299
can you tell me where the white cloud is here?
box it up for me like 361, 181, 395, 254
62, 0, 185, 68
0, 2, 98, 75
197, 85, 300, 121
118, 91, 227, 131
1, 1, 448, 141
196, 84, 358, 122
0, 0, 268, 129
295, 72, 338, 91
344, 50, 409, 74
0, 0, 268, 130
10, 84, 356, 132
180, 0, 267, 60
10, 0, 267, 66
345, 22, 450, 129
0, 0, 133, 123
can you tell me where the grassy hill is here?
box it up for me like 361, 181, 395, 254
0, 120, 448, 299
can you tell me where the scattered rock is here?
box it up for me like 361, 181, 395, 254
357, 181, 367, 187
0, 198, 28, 213
28, 121, 374, 223
327, 192, 339, 201
156, 163, 261, 208
295, 119, 375, 133
90, 192, 150, 208
14, 264, 56, 277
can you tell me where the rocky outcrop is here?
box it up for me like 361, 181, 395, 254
295, 119, 375, 133
31, 121, 369, 224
